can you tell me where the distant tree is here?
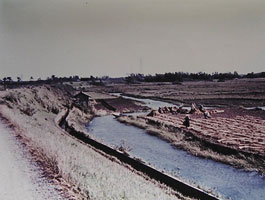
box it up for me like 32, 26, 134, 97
17, 77, 21, 82
73, 75, 80, 81
212, 72, 219, 79
3, 77, 13, 89
6, 77, 12, 82
260, 72, 265, 78
233, 71, 240, 78
101, 76, 109, 80
3, 77, 7, 89
125, 73, 142, 84
80, 77, 90, 81
245, 72, 255, 78
30, 76, 34, 81
125, 76, 133, 84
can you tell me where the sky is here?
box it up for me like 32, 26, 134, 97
1, 0, 265, 80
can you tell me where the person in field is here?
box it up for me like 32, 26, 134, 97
183, 116, 190, 127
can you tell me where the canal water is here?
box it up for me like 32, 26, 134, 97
114, 94, 177, 110
86, 97, 265, 200
114, 93, 215, 110
245, 106, 265, 111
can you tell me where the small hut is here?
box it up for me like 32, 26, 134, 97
74, 92, 92, 107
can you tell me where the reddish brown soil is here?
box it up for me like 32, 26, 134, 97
144, 108, 265, 157
95, 97, 149, 113
85, 78, 265, 107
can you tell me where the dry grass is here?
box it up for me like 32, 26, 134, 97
0, 86, 190, 200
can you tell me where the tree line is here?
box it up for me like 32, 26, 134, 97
0, 75, 81, 89
125, 71, 265, 83
0, 74, 109, 89
1, 71, 265, 88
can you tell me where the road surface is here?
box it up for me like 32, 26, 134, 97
0, 121, 68, 200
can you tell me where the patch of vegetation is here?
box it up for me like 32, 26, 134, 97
3, 93, 18, 103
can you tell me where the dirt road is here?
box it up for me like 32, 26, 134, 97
0, 121, 68, 200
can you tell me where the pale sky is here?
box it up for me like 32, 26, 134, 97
1, 0, 265, 80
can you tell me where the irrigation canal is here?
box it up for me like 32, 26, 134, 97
86, 96, 265, 200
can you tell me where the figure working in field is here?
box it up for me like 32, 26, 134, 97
199, 104, 206, 113
190, 103, 197, 114
199, 104, 211, 119
203, 111, 211, 119
183, 116, 190, 128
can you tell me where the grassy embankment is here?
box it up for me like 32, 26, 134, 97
0, 85, 193, 200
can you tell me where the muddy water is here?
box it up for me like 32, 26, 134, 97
86, 98, 265, 200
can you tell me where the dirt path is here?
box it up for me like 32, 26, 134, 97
0, 121, 69, 200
